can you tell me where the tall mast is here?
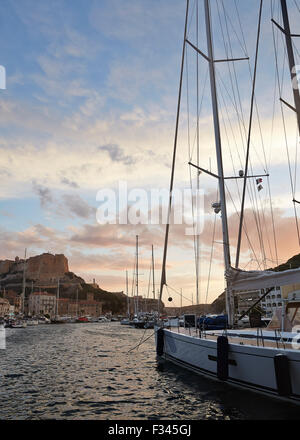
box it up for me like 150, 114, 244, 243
204, 0, 233, 325
159, 0, 189, 310
180, 288, 183, 315
21, 248, 27, 315
151, 245, 155, 300
56, 278, 60, 319
76, 286, 78, 318
126, 270, 130, 318
235, 0, 263, 269
196, 0, 200, 306
136, 235, 139, 315
280, 0, 300, 135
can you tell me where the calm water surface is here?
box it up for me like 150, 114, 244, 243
0, 322, 300, 420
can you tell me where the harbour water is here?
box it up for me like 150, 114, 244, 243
0, 322, 299, 420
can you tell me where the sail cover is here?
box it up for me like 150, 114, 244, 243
226, 266, 300, 291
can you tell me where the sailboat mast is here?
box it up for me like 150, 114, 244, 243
280, 0, 300, 135
76, 286, 78, 318
136, 235, 139, 315
204, 0, 233, 325
21, 248, 27, 315
126, 270, 130, 317
56, 278, 60, 319
151, 245, 155, 300
159, 0, 189, 310
235, 0, 263, 269
196, 0, 200, 306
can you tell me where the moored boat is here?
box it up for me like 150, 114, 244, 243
155, 0, 300, 405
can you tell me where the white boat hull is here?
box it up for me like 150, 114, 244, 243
155, 328, 300, 404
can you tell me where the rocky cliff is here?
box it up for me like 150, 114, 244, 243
0, 253, 68, 281
0, 252, 126, 314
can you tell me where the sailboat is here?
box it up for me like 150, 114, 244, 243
129, 235, 146, 328
121, 270, 131, 325
143, 245, 158, 329
155, 0, 300, 404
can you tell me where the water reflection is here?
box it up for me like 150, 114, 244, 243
0, 323, 299, 420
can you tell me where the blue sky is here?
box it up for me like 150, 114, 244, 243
0, 0, 300, 305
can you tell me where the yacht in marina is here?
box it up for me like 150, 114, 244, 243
155, 0, 300, 404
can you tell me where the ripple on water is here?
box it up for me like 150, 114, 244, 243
1, 323, 300, 420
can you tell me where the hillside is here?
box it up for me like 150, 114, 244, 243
271, 254, 300, 272
0, 253, 127, 314
211, 253, 300, 313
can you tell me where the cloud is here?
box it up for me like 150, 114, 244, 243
31, 180, 95, 220
98, 144, 136, 166
61, 194, 95, 219
32, 181, 53, 208
60, 177, 80, 189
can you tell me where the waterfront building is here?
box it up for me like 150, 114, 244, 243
3, 290, 21, 314
236, 289, 262, 315
28, 291, 56, 318
0, 298, 10, 317
260, 283, 300, 317
57, 295, 103, 317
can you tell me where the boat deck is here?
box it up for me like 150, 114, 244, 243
166, 326, 298, 350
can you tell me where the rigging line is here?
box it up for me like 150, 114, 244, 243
267, 175, 279, 265
257, 189, 274, 264
217, 1, 247, 153
233, 6, 274, 254
272, 15, 300, 201
189, 67, 209, 162
221, 0, 251, 151
216, 72, 264, 256
166, 284, 194, 304
268, 2, 278, 170
216, 65, 265, 173
233, 0, 249, 56
186, 43, 198, 296
186, 46, 191, 161
205, 187, 218, 305
187, 0, 196, 36
188, 165, 199, 304
223, 0, 268, 175
196, 0, 200, 306
294, 128, 299, 195
293, 0, 300, 15
222, 0, 271, 259
221, 0, 248, 57
217, 2, 266, 258
146, 262, 152, 300
127, 332, 155, 354
216, 71, 266, 266
266, 8, 279, 265
272, 22, 300, 245
236, 0, 264, 269
159, 0, 190, 304
218, 88, 260, 266
225, 182, 262, 270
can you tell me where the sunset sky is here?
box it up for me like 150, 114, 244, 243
0, 0, 300, 307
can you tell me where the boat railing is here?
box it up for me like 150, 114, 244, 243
274, 329, 286, 350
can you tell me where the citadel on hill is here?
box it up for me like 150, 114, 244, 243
0, 253, 127, 318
